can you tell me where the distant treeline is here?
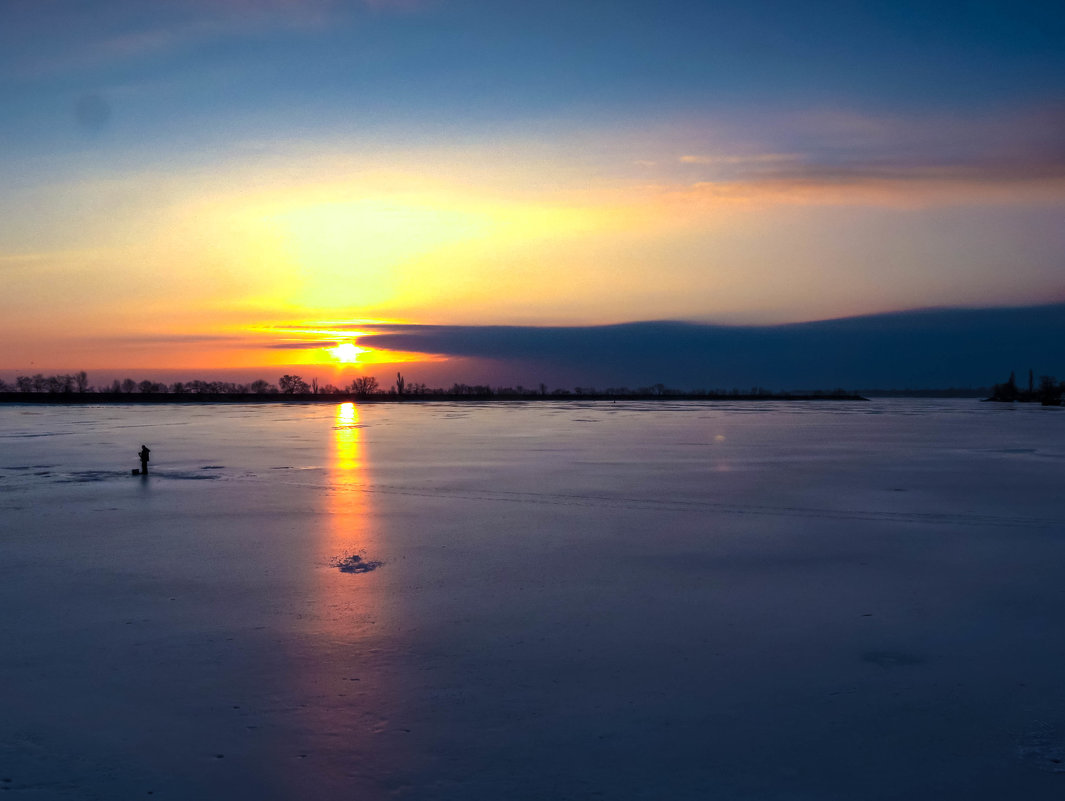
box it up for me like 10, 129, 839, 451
988, 370, 1064, 405
0, 372, 865, 401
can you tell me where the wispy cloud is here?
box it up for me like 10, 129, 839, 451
650, 105, 1065, 204
678, 153, 801, 166
89, 333, 251, 347
267, 340, 341, 349
4, 0, 420, 80
0, 248, 123, 272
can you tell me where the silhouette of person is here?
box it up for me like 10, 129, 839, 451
139, 445, 150, 475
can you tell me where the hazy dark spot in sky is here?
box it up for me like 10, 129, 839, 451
75, 93, 111, 133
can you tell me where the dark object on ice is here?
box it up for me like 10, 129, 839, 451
138, 444, 150, 475
332, 554, 383, 574
988, 370, 1064, 404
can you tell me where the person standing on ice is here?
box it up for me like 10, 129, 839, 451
139, 445, 150, 475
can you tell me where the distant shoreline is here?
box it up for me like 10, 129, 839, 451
0, 391, 869, 405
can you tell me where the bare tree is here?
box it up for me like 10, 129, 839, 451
1039, 375, 1063, 405
279, 375, 310, 394
74, 371, 89, 393
46, 375, 74, 393
349, 376, 379, 397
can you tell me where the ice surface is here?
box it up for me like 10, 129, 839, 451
1, 399, 1065, 799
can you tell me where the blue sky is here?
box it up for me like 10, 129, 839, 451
5, 1, 1064, 157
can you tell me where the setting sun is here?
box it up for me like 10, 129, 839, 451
329, 343, 365, 363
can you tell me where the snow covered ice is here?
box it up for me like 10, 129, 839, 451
2, 399, 1065, 799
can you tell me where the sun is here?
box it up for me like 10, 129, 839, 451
329, 342, 365, 363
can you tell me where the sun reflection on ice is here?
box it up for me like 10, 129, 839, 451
329, 402, 382, 571
285, 402, 395, 796
318, 401, 384, 629
334, 402, 362, 473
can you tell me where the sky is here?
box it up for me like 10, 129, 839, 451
2, 0, 1064, 387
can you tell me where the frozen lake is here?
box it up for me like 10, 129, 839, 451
2, 399, 1065, 799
